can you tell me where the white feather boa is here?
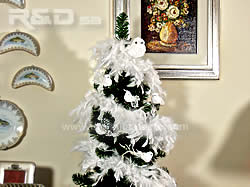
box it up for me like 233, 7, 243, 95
71, 91, 179, 155
73, 139, 177, 187
91, 39, 165, 98
72, 39, 179, 187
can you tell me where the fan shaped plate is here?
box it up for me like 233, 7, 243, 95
0, 0, 26, 9
12, 65, 55, 91
0, 31, 40, 56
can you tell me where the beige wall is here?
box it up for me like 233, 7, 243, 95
1, 0, 250, 187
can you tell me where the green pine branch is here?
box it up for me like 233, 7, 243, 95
73, 169, 135, 187
95, 147, 115, 158
115, 12, 130, 40
89, 126, 166, 166
94, 70, 155, 112
72, 172, 95, 187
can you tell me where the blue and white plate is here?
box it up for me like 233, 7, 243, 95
0, 31, 40, 56
0, 0, 26, 9
0, 100, 26, 150
12, 65, 55, 91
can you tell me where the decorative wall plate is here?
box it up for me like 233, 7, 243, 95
0, 0, 26, 9
0, 100, 26, 150
12, 65, 55, 91
0, 31, 40, 56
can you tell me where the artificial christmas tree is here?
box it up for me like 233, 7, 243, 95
72, 13, 179, 187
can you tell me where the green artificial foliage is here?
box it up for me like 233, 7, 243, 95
95, 70, 157, 113
95, 147, 115, 158
115, 12, 130, 40
73, 70, 168, 186
73, 172, 95, 187
88, 107, 166, 166
72, 55, 171, 186
73, 169, 135, 187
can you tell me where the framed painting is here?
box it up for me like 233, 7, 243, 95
141, 0, 197, 54
0, 161, 35, 184
110, 0, 220, 79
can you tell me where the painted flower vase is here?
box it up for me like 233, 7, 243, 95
159, 22, 178, 47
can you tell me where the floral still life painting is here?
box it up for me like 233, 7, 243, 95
141, 0, 197, 53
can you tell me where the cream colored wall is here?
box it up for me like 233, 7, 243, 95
0, 0, 250, 187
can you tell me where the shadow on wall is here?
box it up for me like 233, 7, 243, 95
0, 27, 91, 132
212, 102, 250, 174
158, 82, 211, 187
0, 27, 90, 99
0, 28, 91, 186
35, 167, 54, 187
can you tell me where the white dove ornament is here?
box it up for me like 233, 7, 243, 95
124, 90, 135, 103
103, 75, 112, 87
95, 123, 106, 135
137, 151, 154, 163
152, 93, 165, 105
124, 90, 140, 108
127, 37, 146, 58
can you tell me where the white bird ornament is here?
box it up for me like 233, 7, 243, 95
124, 90, 140, 108
126, 37, 146, 58
151, 93, 165, 105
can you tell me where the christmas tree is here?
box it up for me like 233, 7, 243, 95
72, 13, 179, 187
